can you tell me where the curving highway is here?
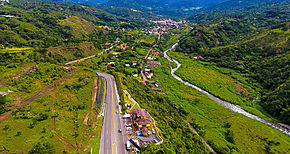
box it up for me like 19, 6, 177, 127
97, 72, 127, 154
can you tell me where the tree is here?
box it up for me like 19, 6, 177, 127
0, 95, 6, 105
29, 142, 55, 154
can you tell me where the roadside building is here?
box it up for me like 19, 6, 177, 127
147, 57, 154, 60
144, 68, 150, 72
133, 109, 151, 136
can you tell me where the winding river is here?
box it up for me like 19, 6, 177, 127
164, 43, 290, 135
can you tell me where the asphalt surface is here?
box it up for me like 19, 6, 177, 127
98, 72, 127, 154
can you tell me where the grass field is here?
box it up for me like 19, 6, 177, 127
58, 16, 97, 38
47, 42, 98, 62
136, 47, 149, 56
167, 51, 276, 122
0, 63, 70, 100
153, 58, 290, 153
135, 36, 156, 44
0, 68, 104, 153
0, 47, 33, 53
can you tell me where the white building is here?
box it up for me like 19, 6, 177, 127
144, 68, 150, 72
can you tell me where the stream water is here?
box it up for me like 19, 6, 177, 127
164, 43, 290, 135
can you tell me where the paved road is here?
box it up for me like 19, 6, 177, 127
98, 72, 127, 154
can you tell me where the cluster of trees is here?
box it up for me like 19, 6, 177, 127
188, 0, 290, 28
28, 142, 55, 154
176, 19, 254, 54
0, 95, 7, 114
12, 106, 49, 121
176, 13, 290, 124
0, 0, 145, 49
8, 64, 70, 93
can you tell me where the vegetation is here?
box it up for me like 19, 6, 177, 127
152, 58, 290, 153
175, 16, 290, 124
0, 0, 289, 153
0, 68, 104, 153
120, 74, 210, 153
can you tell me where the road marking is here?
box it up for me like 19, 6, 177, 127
111, 77, 114, 154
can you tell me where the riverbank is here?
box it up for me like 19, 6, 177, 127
151, 43, 290, 153
164, 43, 290, 135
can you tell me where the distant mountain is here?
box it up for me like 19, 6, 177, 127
51, 0, 109, 5
49, 0, 287, 16
207, 0, 286, 10
107, 0, 227, 10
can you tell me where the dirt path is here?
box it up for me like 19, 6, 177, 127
0, 111, 12, 122
0, 69, 77, 122
91, 79, 97, 109
13, 65, 37, 80
20, 68, 77, 105
53, 130, 76, 151
83, 113, 90, 125
144, 48, 153, 60
184, 120, 216, 154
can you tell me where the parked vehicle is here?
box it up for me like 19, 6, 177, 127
148, 130, 152, 135
119, 129, 122, 133
154, 139, 158, 143
125, 123, 132, 127
126, 141, 131, 150
122, 114, 130, 119
152, 129, 155, 134
126, 127, 132, 130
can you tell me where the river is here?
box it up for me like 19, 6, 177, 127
164, 43, 290, 135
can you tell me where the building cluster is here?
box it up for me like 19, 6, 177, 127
151, 19, 186, 28
132, 109, 151, 136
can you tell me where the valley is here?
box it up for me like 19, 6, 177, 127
0, 0, 289, 153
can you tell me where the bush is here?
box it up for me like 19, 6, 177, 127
29, 142, 55, 154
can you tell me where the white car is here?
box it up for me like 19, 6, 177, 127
125, 123, 132, 127
126, 127, 132, 131
154, 139, 158, 143
148, 130, 152, 135
152, 129, 155, 134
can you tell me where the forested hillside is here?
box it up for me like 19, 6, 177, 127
176, 3, 290, 124
207, 0, 285, 10
187, 0, 290, 26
